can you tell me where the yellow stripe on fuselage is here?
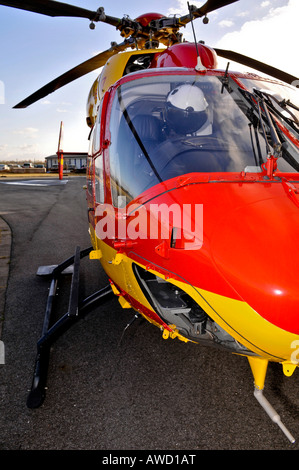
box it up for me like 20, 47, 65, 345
90, 231, 299, 364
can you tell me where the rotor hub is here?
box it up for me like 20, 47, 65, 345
134, 12, 165, 27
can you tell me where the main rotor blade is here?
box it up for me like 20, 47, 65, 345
194, 0, 239, 17
14, 40, 134, 108
178, 0, 239, 26
0, 1, 121, 26
0, 0, 98, 19
214, 48, 299, 85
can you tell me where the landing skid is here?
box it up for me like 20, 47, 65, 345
27, 246, 114, 409
27, 247, 296, 445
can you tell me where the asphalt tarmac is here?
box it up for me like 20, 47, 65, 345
0, 175, 298, 453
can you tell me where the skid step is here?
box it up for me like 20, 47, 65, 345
36, 265, 74, 276
27, 245, 114, 409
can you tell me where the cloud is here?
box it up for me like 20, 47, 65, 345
0, 144, 8, 152
218, 19, 234, 28
0, 141, 42, 161
237, 11, 250, 18
13, 127, 38, 137
18, 143, 38, 151
55, 101, 72, 113
167, 0, 190, 15
215, 0, 299, 77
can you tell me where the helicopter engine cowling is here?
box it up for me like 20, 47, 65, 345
151, 42, 218, 70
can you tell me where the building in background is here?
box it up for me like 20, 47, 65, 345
46, 152, 88, 172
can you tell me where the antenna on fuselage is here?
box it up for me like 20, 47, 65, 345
187, 2, 206, 71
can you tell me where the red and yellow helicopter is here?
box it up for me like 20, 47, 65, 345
2, 0, 299, 443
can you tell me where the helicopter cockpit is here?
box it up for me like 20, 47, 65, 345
107, 71, 299, 207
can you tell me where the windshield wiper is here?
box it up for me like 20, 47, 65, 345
248, 122, 263, 167
280, 98, 299, 116
275, 97, 299, 125
255, 90, 282, 158
253, 88, 299, 130
238, 87, 283, 177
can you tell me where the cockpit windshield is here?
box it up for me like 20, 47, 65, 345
108, 73, 299, 206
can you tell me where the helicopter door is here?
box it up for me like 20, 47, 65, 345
86, 155, 95, 225
91, 91, 110, 208
94, 154, 105, 204
92, 153, 107, 253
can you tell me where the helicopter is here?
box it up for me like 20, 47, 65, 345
1, 0, 299, 444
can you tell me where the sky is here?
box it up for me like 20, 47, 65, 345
0, 0, 298, 162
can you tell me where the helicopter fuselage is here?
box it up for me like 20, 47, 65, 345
86, 43, 299, 374
2, 0, 297, 439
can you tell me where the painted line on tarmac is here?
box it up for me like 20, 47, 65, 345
0, 179, 69, 186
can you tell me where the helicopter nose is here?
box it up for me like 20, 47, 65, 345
211, 192, 299, 336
